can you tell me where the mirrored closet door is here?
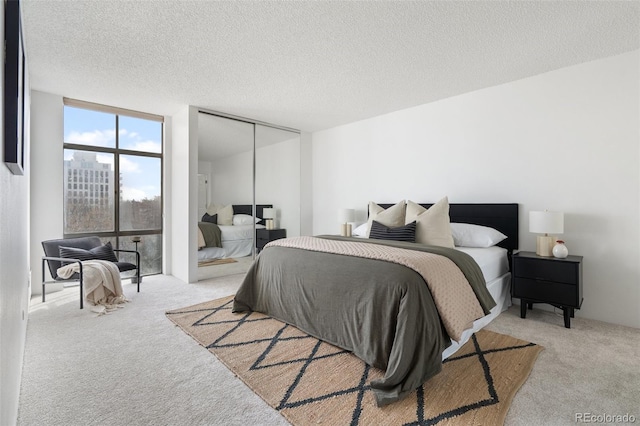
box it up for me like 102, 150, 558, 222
196, 112, 301, 280
255, 124, 301, 246
197, 113, 254, 279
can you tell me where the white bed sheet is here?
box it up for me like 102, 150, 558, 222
198, 224, 266, 261
441, 246, 511, 359
219, 224, 265, 242
198, 247, 226, 261
353, 237, 509, 283
442, 271, 512, 359
197, 239, 255, 261
455, 246, 509, 282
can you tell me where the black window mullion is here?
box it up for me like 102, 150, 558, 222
114, 115, 120, 249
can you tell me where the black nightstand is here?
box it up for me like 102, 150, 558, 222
511, 251, 583, 328
256, 228, 287, 252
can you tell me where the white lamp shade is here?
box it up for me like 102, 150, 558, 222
262, 208, 275, 219
529, 211, 564, 234
338, 208, 355, 223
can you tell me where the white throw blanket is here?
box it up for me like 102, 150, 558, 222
57, 259, 128, 315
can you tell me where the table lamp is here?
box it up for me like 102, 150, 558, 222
339, 208, 355, 237
263, 208, 276, 230
529, 210, 564, 257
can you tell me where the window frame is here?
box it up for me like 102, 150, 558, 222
62, 99, 164, 272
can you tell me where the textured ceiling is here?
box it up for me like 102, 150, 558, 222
21, 1, 639, 132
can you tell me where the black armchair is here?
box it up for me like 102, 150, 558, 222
41, 236, 140, 309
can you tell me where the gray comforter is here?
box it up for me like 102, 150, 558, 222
232, 235, 494, 406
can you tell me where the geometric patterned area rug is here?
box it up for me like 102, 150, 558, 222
197, 258, 238, 267
166, 296, 543, 426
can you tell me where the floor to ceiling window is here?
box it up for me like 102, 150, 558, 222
62, 98, 163, 277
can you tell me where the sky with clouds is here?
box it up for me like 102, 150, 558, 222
63, 107, 162, 201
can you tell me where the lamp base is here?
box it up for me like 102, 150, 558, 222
536, 235, 555, 257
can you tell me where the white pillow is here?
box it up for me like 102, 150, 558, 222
206, 203, 224, 216
366, 201, 406, 237
405, 197, 455, 248
450, 223, 507, 248
352, 223, 368, 237
232, 214, 261, 226
207, 203, 233, 226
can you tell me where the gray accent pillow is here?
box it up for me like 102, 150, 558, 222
369, 220, 416, 242
59, 241, 119, 264
202, 213, 218, 224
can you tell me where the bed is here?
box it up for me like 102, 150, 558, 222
197, 204, 271, 263
233, 202, 518, 406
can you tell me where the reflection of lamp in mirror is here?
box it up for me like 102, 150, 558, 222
263, 208, 276, 230
529, 210, 564, 257
339, 208, 355, 237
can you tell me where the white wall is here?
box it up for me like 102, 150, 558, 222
208, 138, 302, 235
171, 106, 199, 283
256, 138, 301, 235
300, 132, 313, 236
312, 50, 640, 329
0, 5, 31, 420
197, 160, 212, 218
209, 150, 253, 206
29, 91, 64, 293
0, 129, 30, 426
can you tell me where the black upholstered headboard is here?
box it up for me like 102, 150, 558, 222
376, 203, 519, 252
233, 204, 273, 226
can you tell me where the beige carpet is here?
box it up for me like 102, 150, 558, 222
167, 296, 543, 425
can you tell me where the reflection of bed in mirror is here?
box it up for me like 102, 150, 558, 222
198, 204, 271, 264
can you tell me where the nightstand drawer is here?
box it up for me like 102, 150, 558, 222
514, 257, 578, 285
256, 229, 287, 250
514, 278, 579, 307
257, 229, 286, 240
